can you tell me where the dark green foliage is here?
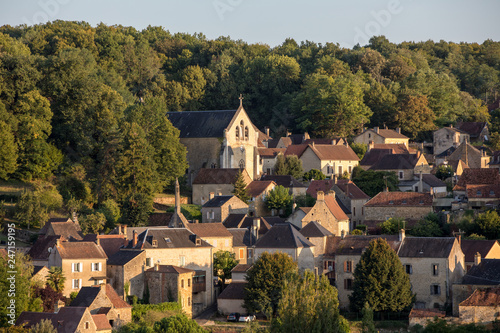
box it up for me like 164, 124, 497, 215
293, 194, 316, 208
213, 250, 239, 286
361, 303, 376, 333
378, 217, 406, 235
265, 185, 293, 213
303, 169, 326, 181
272, 270, 349, 333
244, 251, 298, 317
232, 170, 251, 203
46, 267, 65, 293
436, 165, 453, 181
350, 143, 368, 160
421, 318, 489, 333
153, 314, 207, 333
351, 166, 399, 197
121, 193, 154, 227
349, 238, 413, 313
131, 302, 182, 322
30, 319, 57, 333
14, 190, 48, 229
409, 213, 444, 237
475, 210, 500, 240
274, 155, 304, 180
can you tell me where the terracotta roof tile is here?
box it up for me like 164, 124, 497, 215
324, 194, 349, 221
284, 144, 308, 158
409, 308, 445, 318
461, 239, 499, 262
246, 181, 275, 198
43, 220, 83, 240
96, 235, 127, 258
217, 282, 246, 300
300, 207, 312, 214
334, 181, 370, 200
145, 265, 195, 275
448, 142, 486, 169
307, 180, 335, 198
460, 286, 500, 306
454, 168, 500, 191
456, 122, 487, 139
373, 144, 411, 154
466, 184, 500, 198
105, 284, 131, 308
376, 128, 409, 139
57, 241, 107, 260
364, 192, 433, 207
92, 314, 112, 331
258, 148, 285, 158
193, 168, 251, 185
231, 264, 252, 273
308, 144, 359, 161
188, 222, 233, 238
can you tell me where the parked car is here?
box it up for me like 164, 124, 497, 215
239, 314, 256, 322
227, 313, 240, 322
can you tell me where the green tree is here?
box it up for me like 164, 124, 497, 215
80, 212, 106, 235
476, 210, 500, 240
14, 190, 48, 229
361, 302, 376, 333
232, 170, 250, 203
244, 252, 298, 317
303, 169, 326, 181
30, 319, 57, 333
98, 199, 122, 230
213, 250, 239, 287
265, 186, 293, 214
378, 217, 406, 235
395, 93, 436, 139
409, 213, 443, 237
436, 165, 453, 180
272, 270, 349, 333
351, 166, 398, 197
349, 238, 413, 313
121, 193, 154, 227
46, 267, 65, 293
350, 143, 368, 160
0, 121, 17, 180
153, 314, 207, 333
274, 154, 288, 176
274, 155, 304, 180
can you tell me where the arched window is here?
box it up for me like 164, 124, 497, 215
239, 159, 245, 169
235, 126, 239, 139
244, 126, 249, 140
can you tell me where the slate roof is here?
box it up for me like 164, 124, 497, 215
96, 235, 127, 258
398, 237, 457, 258
33, 265, 48, 277
307, 180, 335, 198
232, 264, 252, 273
373, 143, 411, 154
307, 144, 360, 161
462, 259, 500, 285
260, 175, 307, 188
334, 235, 401, 256
223, 216, 274, 236
334, 180, 370, 200
490, 151, 500, 165
461, 239, 499, 263
222, 214, 247, 228
167, 110, 237, 138
284, 144, 309, 158
448, 142, 485, 169
360, 148, 394, 166
266, 138, 281, 148
227, 228, 255, 247
421, 174, 447, 188
364, 192, 433, 207
107, 250, 144, 266
460, 287, 500, 306
39, 217, 71, 235
254, 223, 314, 249
370, 153, 421, 170
246, 180, 275, 198
57, 241, 107, 260
193, 168, 249, 185
435, 146, 456, 158
70, 286, 101, 307
16, 307, 88, 333
145, 265, 195, 274
28, 235, 62, 261
202, 195, 235, 207
456, 122, 487, 139
40, 219, 83, 240
92, 314, 112, 331
300, 221, 333, 238
124, 228, 212, 249
454, 168, 500, 191
188, 222, 233, 238
258, 148, 285, 158
217, 282, 246, 300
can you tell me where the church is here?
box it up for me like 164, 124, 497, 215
167, 98, 269, 184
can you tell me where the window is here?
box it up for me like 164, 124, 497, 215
72, 279, 81, 289
344, 260, 352, 273
72, 263, 82, 272
248, 248, 254, 259
477, 190, 482, 196
235, 126, 240, 139
368, 133, 371, 138
146, 258, 152, 267
266, 168, 271, 175
349, 166, 352, 173
207, 211, 214, 219
405, 264, 412, 275
180, 256, 186, 267
92, 263, 102, 272
188, 297, 191, 306
432, 264, 439, 276
353, 207, 356, 217
324, 260, 334, 272
399, 171, 404, 179
344, 279, 353, 290
188, 279, 191, 287
338, 166, 343, 175
239, 159, 245, 169
244, 126, 249, 140
181, 279, 184, 288
85, 322, 90, 329
239, 248, 244, 259
152, 240, 158, 247
211, 163, 217, 168
430, 284, 441, 295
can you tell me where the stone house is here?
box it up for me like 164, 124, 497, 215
446, 142, 490, 169
200, 195, 248, 223
217, 282, 247, 315
333, 180, 371, 228
144, 264, 195, 317
453, 168, 500, 202
231, 263, 252, 282
408, 308, 446, 327
192, 168, 252, 205
122, 227, 214, 315
363, 192, 433, 230
48, 239, 107, 297
354, 127, 409, 146
461, 239, 500, 272
246, 180, 276, 217
456, 121, 489, 143
254, 223, 315, 271
369, 152, 431, 182
70, 284, 132, 328
259, 174, 308, 197
39, 217, 83, 240
187, 222, 233, 252
257, 147, 285, 175
28, 235, 63, 267
465, 184, 500, 209
299, 191, 350, 236
299, 221, 333, 275
223, 215, 276, 240
16, 307, 100, 332
299, 144, 360, 177
107, 250, 146, 300
286, 207, 312, 228
32, 265, 50, 285
433, 126, 470, 156
167, 103, 269, 184
227, 228, 255, 265
398, 235, 465, 309
459, 286, 500, 324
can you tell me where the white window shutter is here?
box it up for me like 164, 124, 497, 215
72, 263, 75, 273
91, 263, 95, 272
99, 262, 102, 271
81, 262, 83, 272
79, 279, 82, 288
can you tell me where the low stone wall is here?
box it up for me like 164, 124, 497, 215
154, 196, 188, 206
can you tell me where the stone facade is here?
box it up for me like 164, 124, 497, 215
201, 196, 249, 223
107, 250, 146, 299
336, 253, 360, 309
459, 305, 499, 324
181, 137, 223, 184
253, 248, 315, 272
354, 127, 409, 146
300, 146, 359, 177
301, 192, 350, 236
452, 284, 493, 316
433, 127, 469, 156
364, 205, 433, 222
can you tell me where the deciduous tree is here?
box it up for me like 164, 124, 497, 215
213, 250, 239, 287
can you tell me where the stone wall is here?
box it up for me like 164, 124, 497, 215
452, 284, 492, 317
192, 184, 235, 205
107, 251, 146, 299
460, 305, 500, 324
364, 205, 433, 222
218, 299, 246, 316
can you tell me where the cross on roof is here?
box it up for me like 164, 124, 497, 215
239, 94, 244, 107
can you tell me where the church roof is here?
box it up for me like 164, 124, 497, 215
167, 110, 237, 138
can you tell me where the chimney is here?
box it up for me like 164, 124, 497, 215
56, 238, 61, 247
286, 130, 291, 137
399, 229, 405, 242
54, 300, 65, 313
341, 230, 345, 239
333, 174, 337, 184
374, 127, 379, 134
368, 140, 374, 151
396, 127, 401, 134
265, 127, 270, 136
457, 234, 461, 246
317, 191, 325, 201
474, 252, 481, 266
154, 262, 159, 271
96, 237, 100, 247
122, 225, 127, 239
132, 230, 138, 247
252, 218, 260, 240
328, 190, 336, 199
209, 192, 215, 200
175, 178, 181, 214
72, 212, 78, 225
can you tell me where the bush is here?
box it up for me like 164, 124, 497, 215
132, 302, 182, 322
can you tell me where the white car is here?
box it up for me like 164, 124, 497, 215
239, 314, 256, 322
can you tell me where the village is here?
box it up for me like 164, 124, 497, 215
13, 100, 500, 332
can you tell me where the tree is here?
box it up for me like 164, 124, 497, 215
213, 250, 239, 287
436, 165, 453, 180
349, 238, 413, 313
351, 166, 398, 197
409, 213, 443, 237
244, 252, 298, 317
14, 190, 48, 229
0, 121, 17, 180
30, 319, 57, 333
46, 267, 65, 293
378, 217, 406, 235
153, 314, 207, 333
272, 270, 349, 333
274, 155, 304, 180
232, 170, 250, 203
476, 210, 500, 240
265, 185, 293, 214
350, 143, 368, 160
395, 93, 436, 139
30, 285, 65, 313
303, 169, 326, 181
80, 212, 106, 235
361, 303, 376, 333
121, 193, 154, 227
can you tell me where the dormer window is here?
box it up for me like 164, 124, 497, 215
196, 239, 201, 246
490, 190, 495, 196
152, 239, 158, 247
164, 238, 171, 243
402, 200, 407, 204
389, 200, 394, 205
477, 190, 482, 196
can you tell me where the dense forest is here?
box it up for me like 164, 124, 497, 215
0, 20, 499, 228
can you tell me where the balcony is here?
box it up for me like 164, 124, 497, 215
193, 270, 206, 293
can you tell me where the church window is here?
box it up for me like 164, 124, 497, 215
239, 159, 245, 169
245, 126, 249, 140
235, 126, 240, 140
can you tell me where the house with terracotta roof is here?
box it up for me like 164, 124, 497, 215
200, 195, 248, 223
300, 144, 360, 178
363, 192, 434, 231
333, 180, 371, 228
187, 222, 233, 252
433, 126, 470, 156
459, 286, 500, 324
192, 168, 252, 205
246, 180, 276, 217
48, 239, 108, 297
409, 308, 446, 328
369, 152, 431, 182
453, 168, 500, 207
257, 147, 285, 175
456, 121, 489, 143
354, 127, 409, 146
254, 223, 315, 271
299, 191, 350, 236
398, 234, 464, 309
70, 284, 132, 328
16, 307, 98, 333
144, 264, 195, 317
259, 174, 307, 197
122, 227, 214, 315
39, 217, 83, 240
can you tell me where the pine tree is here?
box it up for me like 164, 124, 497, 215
232, 170, 250, 203
349, 238, 413, 313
